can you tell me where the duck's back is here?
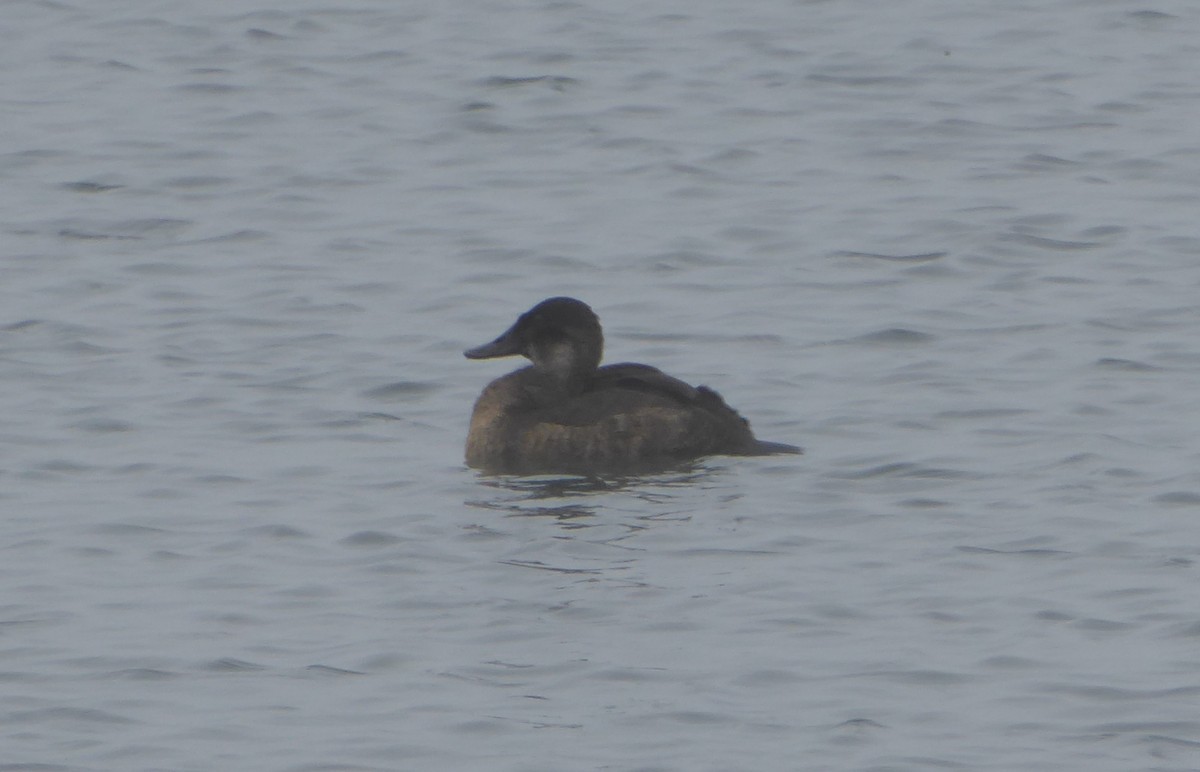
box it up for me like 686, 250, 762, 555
466, 363, 760, 475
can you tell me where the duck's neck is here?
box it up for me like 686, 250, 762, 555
530, 340, 600, 397
530, 363, 590, 401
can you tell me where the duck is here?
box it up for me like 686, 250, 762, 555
464, 297, 800, 475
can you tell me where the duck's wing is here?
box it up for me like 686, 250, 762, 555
592, 362, 703, 403
526, 362, 730, 425
506, 363, 755, 470
590, 363, 802, 457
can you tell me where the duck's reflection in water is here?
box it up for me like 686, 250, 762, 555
465, 464, 716, 529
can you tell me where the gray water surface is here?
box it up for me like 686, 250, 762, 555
3, 2, 1200, 770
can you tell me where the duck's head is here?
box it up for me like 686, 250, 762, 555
465, 297, 603, 381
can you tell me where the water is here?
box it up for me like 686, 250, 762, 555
3, 1, 1200, 770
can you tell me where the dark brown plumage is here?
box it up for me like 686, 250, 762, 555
464, 297, 800, 475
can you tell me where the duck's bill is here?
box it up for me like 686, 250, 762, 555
464, 324, 522, 359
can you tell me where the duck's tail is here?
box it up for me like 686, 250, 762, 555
747, 440, 803, 456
